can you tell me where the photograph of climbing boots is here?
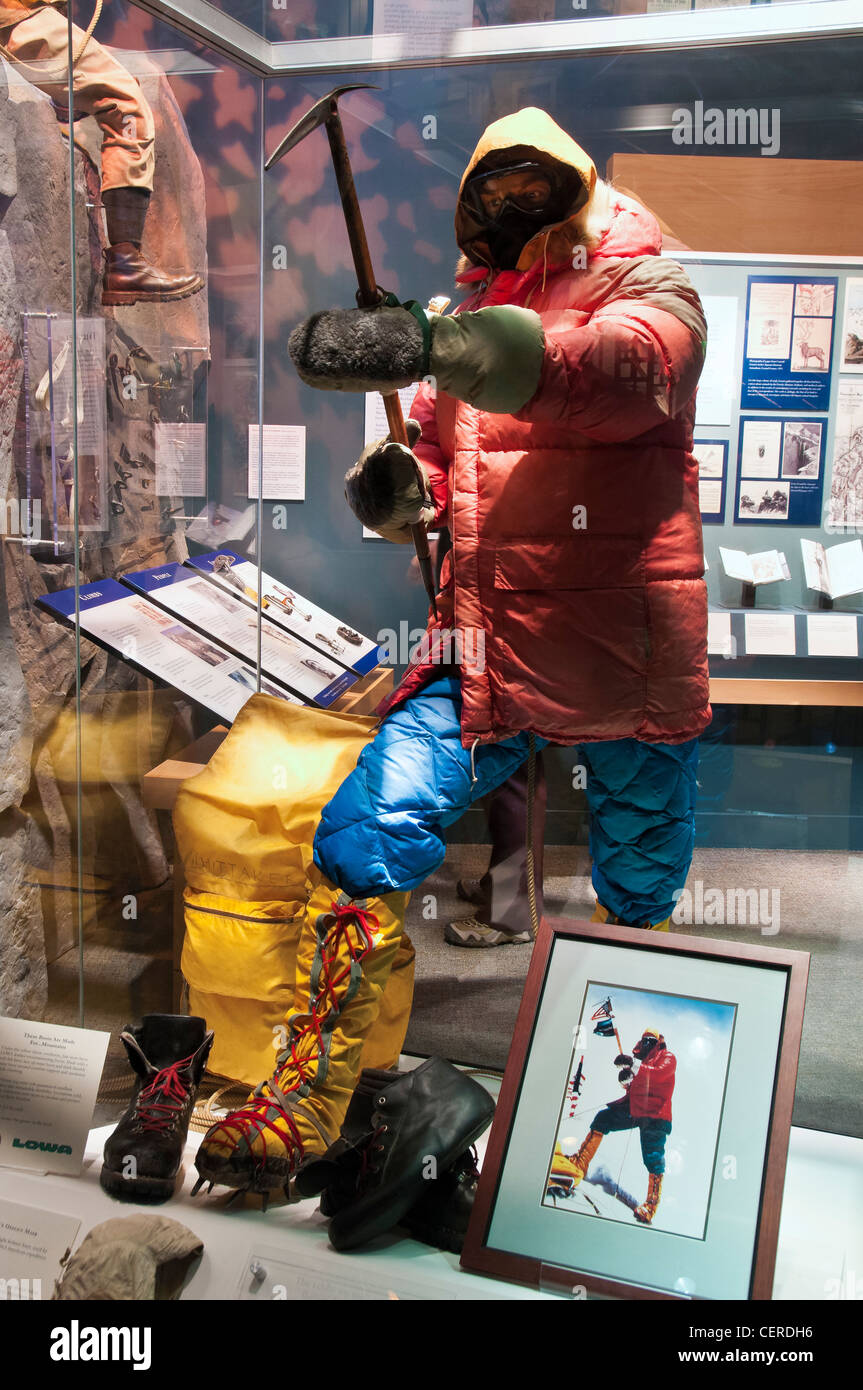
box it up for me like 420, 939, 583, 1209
634, 1172, 663, 1225
100, 1015, 214, 1204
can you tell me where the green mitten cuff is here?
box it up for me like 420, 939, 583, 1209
429, 305, 545, 413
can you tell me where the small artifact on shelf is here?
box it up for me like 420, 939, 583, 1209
213, 553, 270, 609
718, 546, 791, 608
800, 538, 863, 610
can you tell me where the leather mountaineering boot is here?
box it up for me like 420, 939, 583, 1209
103, 244, 205, 306
399, 1145, 480, 1255
324, 1057, 496, 1253
295, 1065, 485, 1252
102, 187, 204, 307
194, 877, 409, 1201
550, 1141, 584, 1188
569, 1128, 603, 1187
293, 1065, 392, 1216
101, 1015, 214, 1203
634, 1171, 663, 1224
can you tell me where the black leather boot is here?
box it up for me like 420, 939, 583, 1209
300, 1058, 494, 1252
294, 1067, 396, 1216
398, 1146, 481, 1254
101, 1015, 214, 1203
295, 1064, 490, 1252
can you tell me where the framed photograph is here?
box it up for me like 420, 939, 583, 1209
461, 918, 808, 1301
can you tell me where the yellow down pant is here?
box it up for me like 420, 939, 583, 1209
174, 694, 415, 1090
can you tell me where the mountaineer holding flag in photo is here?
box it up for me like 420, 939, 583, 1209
562, 1024, 677, 1225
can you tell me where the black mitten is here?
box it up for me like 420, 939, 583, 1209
345, 418, 433, 544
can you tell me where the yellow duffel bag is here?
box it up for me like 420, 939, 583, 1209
173, 693, 415, 1085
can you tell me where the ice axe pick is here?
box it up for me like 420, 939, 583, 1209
267, 86, 439, 619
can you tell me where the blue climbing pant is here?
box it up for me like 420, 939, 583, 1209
314, 675, 698, 925
592, 1102, 672, 1176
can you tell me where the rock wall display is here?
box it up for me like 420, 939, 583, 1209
0, 48, 210, 1018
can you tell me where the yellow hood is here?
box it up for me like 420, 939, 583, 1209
455, 107, 597, 269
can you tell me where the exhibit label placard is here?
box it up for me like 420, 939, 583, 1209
741, 275, 836, 413
37, 580, 301, 724
185, 549, 383, 677
0, 1198, 81, 1299
122, 562, 358, 708
0, 1018, 108, 1178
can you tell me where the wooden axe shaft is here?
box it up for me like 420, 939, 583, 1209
383, 394, 439, 622
324, 109, 439, 620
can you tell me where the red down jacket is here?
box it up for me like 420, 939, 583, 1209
626, 1047, 676, 1122
378, 110, 710, 750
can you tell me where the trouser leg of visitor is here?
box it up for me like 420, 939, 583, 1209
475, 753, 547, 932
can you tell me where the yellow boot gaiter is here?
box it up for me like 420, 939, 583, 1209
175, 693, 415, 1087
195, 871, 408, 1195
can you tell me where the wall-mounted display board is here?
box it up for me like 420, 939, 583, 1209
670, 254, 863, 685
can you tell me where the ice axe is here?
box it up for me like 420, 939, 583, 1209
267, 85, 439, 619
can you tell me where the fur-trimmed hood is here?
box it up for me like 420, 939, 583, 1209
455, 107, 598, 272
455, 183, 665, 285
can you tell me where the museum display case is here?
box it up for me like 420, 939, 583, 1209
0, 0, 861, 1308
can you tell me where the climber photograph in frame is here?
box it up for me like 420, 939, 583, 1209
461, 919, 808, 1301
542, 985, 735, 1239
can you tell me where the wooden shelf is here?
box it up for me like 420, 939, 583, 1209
710, 678, 863, 707
142, 670, 858, 812
607, 153, 863, 258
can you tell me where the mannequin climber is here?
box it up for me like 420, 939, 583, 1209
0, 0, 204, 304
191, 107, 709, 1199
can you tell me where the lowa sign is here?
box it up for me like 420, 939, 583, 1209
12, 1137, 73, 1155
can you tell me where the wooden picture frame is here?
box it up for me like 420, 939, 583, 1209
461, 918, 809, 1301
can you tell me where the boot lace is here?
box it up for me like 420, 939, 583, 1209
208, 901, 380, 1173
353, 1111, 390, 1192
135, 1052, 195, 1134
